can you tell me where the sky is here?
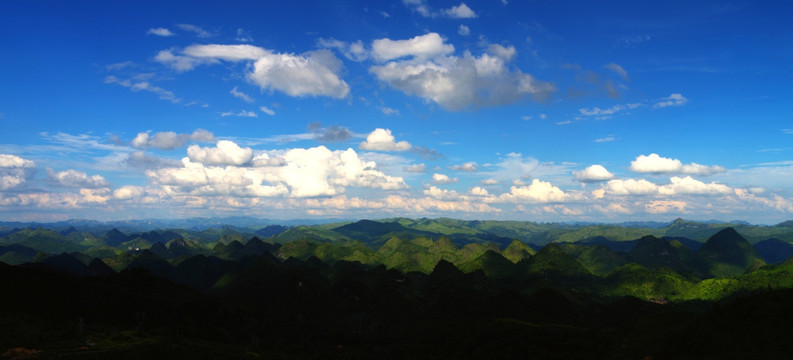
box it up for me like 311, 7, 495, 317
1, 0, 792, 224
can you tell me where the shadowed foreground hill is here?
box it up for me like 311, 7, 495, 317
5, 253, 793, 359
5, 220, 793, 358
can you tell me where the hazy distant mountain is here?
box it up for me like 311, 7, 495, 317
754, 238, 793, 264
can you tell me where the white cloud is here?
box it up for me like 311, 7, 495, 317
680, 163, 726, 176
578, 103, 640, 116
317, 38, 368, 62
403, 0, 433, 17
573, 165, 615, 182
404, 163, 426, 173
450, 162, 477, 172
46, 168, 109, 188
602, 178, 659, 196
249, 49, 349, 98
131, 129, 215, 150
260, 106, 276, 116
147, 27, 174, 37
458, 25, 470, 36
403, 0, 477, 19
104, 76, 180, 103
125, 151, 182, 169
187, 140, 254, 166
657, 176, 732, 195
359, 128, 412, 151
380, 106, 399, 116
600, 176, 733, 197
113, 185, 145, 200
432, 173, 458, 184
147, 146, 407, 199
0, 154, 35, 168
424, 185, 462, 200
370, 36, 555, 111
480, 152, 540, 183
480, 178, 498, 185
630, 153, 681, 173
442, 3, 477, 18
629, 153, 725, 175
176, 23, 211, 38
499, 179, 569, 203
182, 44, 266, 61
156, 45, 349, 98
604, 63, 629, 81
235, 28, 253, 42
371, 33, 454, 62
221, 110, 258, 117
595, 136, 616, 143
0, 154, 36, 190
653, 93, 688, 108
468, 186, 489, 196
646, 200, 687, 214
230, 86, 254, 103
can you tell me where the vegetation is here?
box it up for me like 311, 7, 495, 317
3, 217, 793, 358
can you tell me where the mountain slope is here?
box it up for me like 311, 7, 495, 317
693, 228, 765, 277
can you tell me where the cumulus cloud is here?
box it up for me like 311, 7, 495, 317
156, 44, 349, 98
359, 128, 412, 151
450, 162, 477, 172
432, 173, 458, 184
147, 146, 406, 198
249, 49, 349, 98
131, 129, 215, 150
657, 176, 732, 195
600, 176, 733, 197
113, 185, 145, 200
442, 3, 477, 18
653, 93, 688, 108
187, 140, 254, 166
480, 178, 499, 185
147, 27, 174, 37
424, 185, 462, 200
0, 154, 36, 190
369, 34, 555, 110
629, 154, 725, 175
499, 179, 569, 203
46, 169, 109, 188
573, 164, 615, 182
404, 164, 427, 173
601, 178, 659, 196
646, 200, 687, 214
468, 186, 489, 196
371, 33, 454, 62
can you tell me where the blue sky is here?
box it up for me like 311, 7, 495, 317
1, 0, 792, 224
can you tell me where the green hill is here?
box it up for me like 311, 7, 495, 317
693, 227, 765, 277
